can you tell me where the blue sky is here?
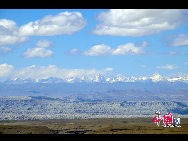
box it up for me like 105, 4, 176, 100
0, 9, 188, 79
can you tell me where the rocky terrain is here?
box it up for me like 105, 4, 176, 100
0, 96, 188, 120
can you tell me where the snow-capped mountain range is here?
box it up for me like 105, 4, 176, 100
3, 73, 188, 84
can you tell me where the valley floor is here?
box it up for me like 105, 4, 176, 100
0, 118, 188, 134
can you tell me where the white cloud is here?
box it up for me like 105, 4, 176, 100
92, 9, 187, 36
156, 64, 178, 70
0, 19, 28, 45
5, 64, 112, 80
0, 19, 18, 32
0, 46, 12, 55
170, 34, 188, 47
0, 63, 187, 83
0, 35, 28, 45
83, 44, 111, 56
184, 62, 188, 65
0, 11, 86, 46
23, 39, 54, 58
0, 63, 14, 78
15, 65, 59, 79
168, 51, 179, 55
111, 42, 145, 55
70, 41, 147, 56
105, 67, 114, 71
23, 47, 53, 58
35, 39, 52, 48
66, 48, 80, 55
19, 11, 86, 36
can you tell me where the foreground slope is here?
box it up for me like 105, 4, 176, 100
0, 118, 188, 134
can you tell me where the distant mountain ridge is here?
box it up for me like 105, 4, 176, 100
2, 73, 188, 84
0, 78, 188, 102
1, 74, 188, 120
0, 96, 188, 120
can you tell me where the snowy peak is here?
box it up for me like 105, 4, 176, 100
2, 73, 188, 84
94, 73, 105, 82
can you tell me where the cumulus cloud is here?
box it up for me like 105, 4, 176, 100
65, 48, 80, 55
15, 65, 59, 79
23, 47, 53, 58
0, 63, 14, 79
0, 12, 86, 58
111, 42, 146, 55
19, 11, 86, 36
0, 11, 86, 46
0, 63, 187, 82
92, 9, 187, 36
23, 39, 54, 58
0, 19, 28, 45
35, 39, 52, 48
169, 34, 188, 47
83, 44, 111, 56
0, 64, 112, 80
0, 46, 12, 55
68, 41, 147, 56
156, 64, 178, 70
